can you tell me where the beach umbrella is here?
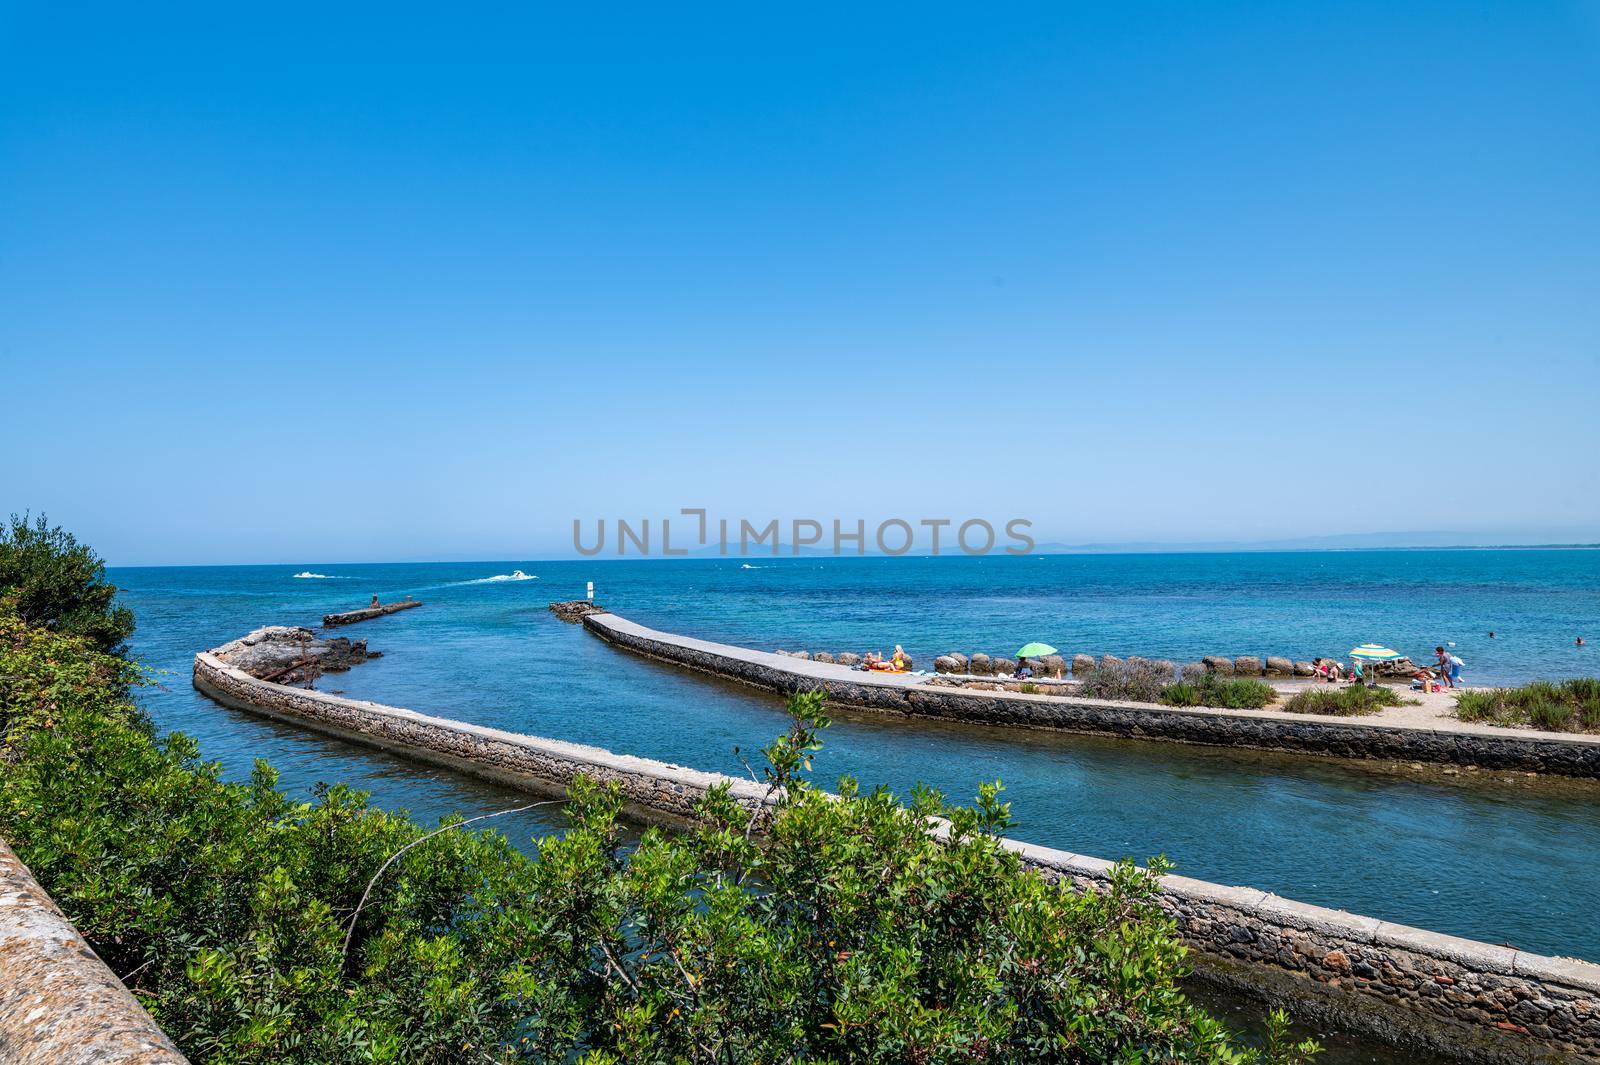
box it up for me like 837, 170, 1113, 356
1349, 643, 1404, 686
1016, 642, 1057, 658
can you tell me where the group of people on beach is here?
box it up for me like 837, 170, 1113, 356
1309, 647, 1466, 691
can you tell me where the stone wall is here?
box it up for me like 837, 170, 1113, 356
585, 614, 1600, 778
0, 839, 188, 1065
194, 646, 1600, 1063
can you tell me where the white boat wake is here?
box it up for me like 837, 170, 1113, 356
293, 571, 349, 579
456, 570, 538, 585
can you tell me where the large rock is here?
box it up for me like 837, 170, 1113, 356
934, 655, 962, 674
1293, 660, 1316, 677
1071, 653, 1097, 676
210, 626, 379, 684
1374, 656, 1414, 677
1149, 659, 1177, 680
1181, 662, 1207, 680
813, 651, 835, 664
945, 652, 969, 674
1036, 654, 1066, 679
836, 652, 861, 667
1098, 654, 1124, 673
793, 651, 811, 661
1202, 655, 1234, 675
548, 600, 603, 622
969, 652, 993, 675
1234, 656, 1262, 676
1264, 656, 1294, 677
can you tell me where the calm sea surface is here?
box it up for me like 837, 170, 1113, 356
115, 551, 1600, 983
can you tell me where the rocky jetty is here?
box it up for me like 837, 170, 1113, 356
323, 597, 421, 627
209, 626, 379, 684
549, 600, 605, 622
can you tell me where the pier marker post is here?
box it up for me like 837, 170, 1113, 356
586, 581, 594, 601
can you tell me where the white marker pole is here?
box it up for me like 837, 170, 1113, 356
586, 581, 594, 601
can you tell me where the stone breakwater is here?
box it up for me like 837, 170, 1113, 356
586, 614, 1600, 778
193, 642, 1600, 1063
0, 838, 188, 1064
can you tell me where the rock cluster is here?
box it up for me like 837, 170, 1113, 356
933, 652, 1066, 677
548, 600, 605, 622
209, 626, 379, 684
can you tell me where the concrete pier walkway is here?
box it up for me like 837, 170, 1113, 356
583, 612, 1600, 778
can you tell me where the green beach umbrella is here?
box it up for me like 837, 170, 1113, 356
1349, 644, 1404, 661
1016, 642, 1057, 658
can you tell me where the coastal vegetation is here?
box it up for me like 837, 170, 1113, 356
1, 512, 134, 656
1075, 658, 1171, 702
1078, 659, 1277, 709
0, 527, 1319, 1062
1280, 685, 1406, 717
1161, 675, 1276, 710
1454, 679, 1600, 733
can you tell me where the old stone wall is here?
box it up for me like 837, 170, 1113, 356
194, 647, 1600, 1062
584, 613, 1600, 778
0, 839, 188, 1065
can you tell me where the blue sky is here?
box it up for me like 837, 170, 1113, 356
3, 2, 1597, 564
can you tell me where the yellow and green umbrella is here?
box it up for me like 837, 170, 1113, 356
1349, 644, 1404, 662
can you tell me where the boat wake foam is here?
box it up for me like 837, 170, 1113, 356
293, 571, 349, 579
456, 570, 538, 585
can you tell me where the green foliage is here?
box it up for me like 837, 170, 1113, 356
1, 512, 135, 656
1281, 684, 1407, 716
1454, 679, 1600, 733
0, 606, 1318, 1063
1161, 675, 1276, 710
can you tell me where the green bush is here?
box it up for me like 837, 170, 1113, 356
0, 604, 1318, 1064
1281, 684, 1406, 717
1454, 679, 1600, 733
1161, 675, 1275, 710
1, 512, 135, 656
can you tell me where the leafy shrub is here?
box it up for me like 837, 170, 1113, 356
1161, 681, 1201, 707
1, 512, 135, 656
1162, 675, 1275, 710
1076, 658, 1173, 702
1454, 679, 1600, 733
1281, 684, 1406, 716
0, 604, 1318, 1064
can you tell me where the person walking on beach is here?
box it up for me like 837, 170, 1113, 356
1435, 646, 1463, 689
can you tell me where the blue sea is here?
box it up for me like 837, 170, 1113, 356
116, 550, 1600, 975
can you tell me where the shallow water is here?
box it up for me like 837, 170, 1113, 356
115, 552, 1600, 968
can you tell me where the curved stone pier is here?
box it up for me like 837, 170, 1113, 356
193, 646, 1600, 1063
0, 839, 188, 1064
583, 612, 1600, 778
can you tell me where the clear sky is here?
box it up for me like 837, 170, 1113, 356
3, 3, 1597, 565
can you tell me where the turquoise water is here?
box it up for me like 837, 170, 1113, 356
116, 551, 1600, 969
